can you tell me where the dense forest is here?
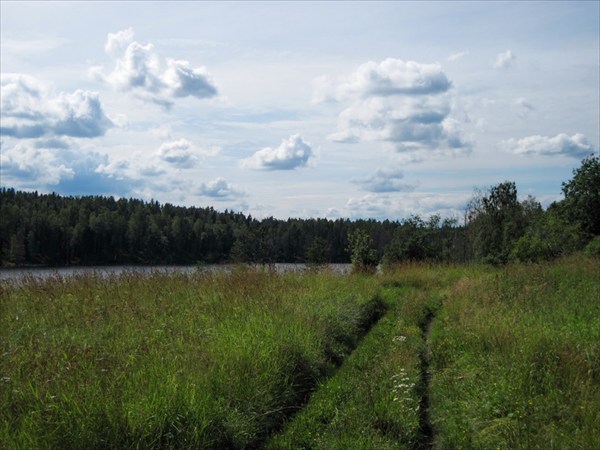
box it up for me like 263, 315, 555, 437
1, 155, 598, 267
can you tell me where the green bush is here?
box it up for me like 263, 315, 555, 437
510, 235, 553, 262
584, 235, 600, 257
347, 229, 379, 273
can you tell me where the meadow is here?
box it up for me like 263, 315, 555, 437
1, 257, 599, 449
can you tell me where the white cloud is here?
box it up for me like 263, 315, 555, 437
104, 28, 135, 58
53, 90, 115, 138
320, 58, 470, 158
342, 192, 470, 220
0, 73, 113, 138
242, 134, 314, 170
163, 59, 217, 99
198, 177, 245, 200
0, 140, 74, 185
354, 168, 416, 193
0, 138, 138, 196
157, 138, 197, 168
447, 51, 467, 62
156, 138, 220, 168
499, 133, 595, 158
92, 28, 217, 109
319, 58, 451, 102
494, 50, 516, 69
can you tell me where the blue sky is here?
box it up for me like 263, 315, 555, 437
1, 1, 598, 220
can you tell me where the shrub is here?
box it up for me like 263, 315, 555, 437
347, 229, 379, 274
584, 235, 600, 257
511, 235, 553, 262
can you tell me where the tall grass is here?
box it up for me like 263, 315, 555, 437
429, 256, 600, 449
3, 258, 598, 449
0, 267, 382, 449
266, 263, 473, 449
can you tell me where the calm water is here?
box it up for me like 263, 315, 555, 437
0, 263, 352, 283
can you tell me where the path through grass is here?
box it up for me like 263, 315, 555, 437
266, 264, 470, 449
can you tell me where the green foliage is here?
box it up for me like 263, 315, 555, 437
561, 154, 600, 237
306, 236, 329, 268
383, 215, 463, 265
347, 229, 379, 273
510, 234, 553, 262
510, 205, 586, 262
2, 157, 598, 268
2, 189, 465, 267
467, 181, 531, 264
584, 235, 600, 257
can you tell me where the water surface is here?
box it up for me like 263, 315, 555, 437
0, 263, 351, 283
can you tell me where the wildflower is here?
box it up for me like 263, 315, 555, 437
392, 335, 407, 343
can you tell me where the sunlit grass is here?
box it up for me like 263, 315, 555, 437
266, 263, 474, 449
0, 267, 381, 448
429, 256, 600, 449
2, 258, 598, 448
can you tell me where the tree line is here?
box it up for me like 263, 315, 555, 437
1, 155, 598, 268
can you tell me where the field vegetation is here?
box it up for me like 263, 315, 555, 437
1, 268, 383, 448
2, 256, 598, 449
429, 256, 600, 449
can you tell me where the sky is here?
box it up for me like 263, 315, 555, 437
1, 1, 599, 221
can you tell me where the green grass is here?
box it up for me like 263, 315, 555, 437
265, 263, 474, 449
2, 258, 599, 449
429, 256, 600, 449
0, 267, 382, 449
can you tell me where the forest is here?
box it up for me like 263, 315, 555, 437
1, 155, 598, 268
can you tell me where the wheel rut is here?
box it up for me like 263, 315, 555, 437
415, 305, 436, 449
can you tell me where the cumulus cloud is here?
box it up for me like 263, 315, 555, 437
199, 177, 245, 200
319, 58, 470, 158
0, 73, 113, 139
156, 138, 220, 168
0, 140, 75, 185
499, 133, 595, 158
0, 139, 137, 196
318, 58, 451, 103
104, 28, 135, 58
494, 50, 516, 69
354, 168, 415, 193
242, 134, 314, 170
92, 28, 217, 108
157, 138, 197, 168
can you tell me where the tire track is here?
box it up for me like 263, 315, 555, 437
415, 305, 436, 449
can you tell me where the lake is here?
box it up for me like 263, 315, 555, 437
0, 263, 352, 283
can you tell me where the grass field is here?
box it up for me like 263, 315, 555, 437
429, 256, 600, 449
1, 258, 599, 449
